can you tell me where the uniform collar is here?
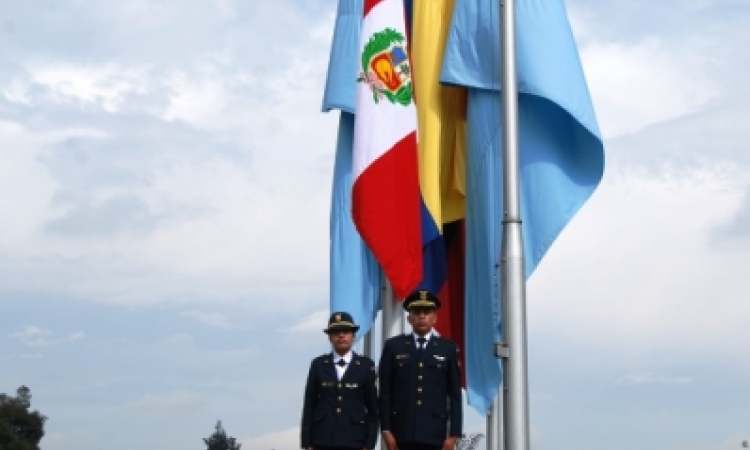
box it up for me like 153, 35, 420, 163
412, 330, 435, 343
331, 350, 354, 364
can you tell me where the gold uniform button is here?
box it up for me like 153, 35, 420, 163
338, 396, 342, 401
418, 375, 423, 380
417, 387, 422, 392
419, 362, 424, 367
417, 400, 422, 405
337, 383, 342, 388
336, 408, 341, 413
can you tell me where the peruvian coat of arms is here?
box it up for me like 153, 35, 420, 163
357, 28, 414, 106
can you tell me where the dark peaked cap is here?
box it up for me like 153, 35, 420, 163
403, 290, 441, 311
323, 311, 360, 333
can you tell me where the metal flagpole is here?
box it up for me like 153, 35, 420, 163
498, 0, 530, 449
381, 280, 404, 340
363, 330, 373, 358
380, 279, 403, 450
487, 390, 504, 450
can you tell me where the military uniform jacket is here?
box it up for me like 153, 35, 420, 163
300, 353, 379, 449
378, 334, 462, 446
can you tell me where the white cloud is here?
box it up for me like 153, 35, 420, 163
664, 434, 750, 450
9, 325, 85, 347
0, 122, 60, 251
713, 187, 750, 241
283, 309, 329, 334
529, 161, 750, 358
581, 36, 718, 138
28, 62, 152, 112
150, 333, 262, 368
0, 13, 338, 308
617, 371, 694, 385
162, 67, 241, 127
182, 310, 235, 329
119, 391, 208, 415
242, 426, 300, 450
43, 430, 98, 450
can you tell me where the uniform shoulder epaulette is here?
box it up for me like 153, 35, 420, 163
354, 354, 374, 364
384, 334, 405, 345
433, 336, 457, 349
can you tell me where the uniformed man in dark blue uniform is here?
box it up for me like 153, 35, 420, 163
301, 312, 379, 450
379, 291, 462, 450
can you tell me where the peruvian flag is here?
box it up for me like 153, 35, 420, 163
352, 0, 422, 300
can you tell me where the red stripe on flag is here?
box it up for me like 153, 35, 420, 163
436, 220, 466, 386
352, 131, 422, 299
363, 0, 381, 17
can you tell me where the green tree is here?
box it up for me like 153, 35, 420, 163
203, 421, 241, 450
0, 386, 47, 450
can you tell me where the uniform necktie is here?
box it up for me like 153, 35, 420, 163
417, 337, 427, 351
336, 359, 347, 367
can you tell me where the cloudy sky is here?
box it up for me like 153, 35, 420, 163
1, 0, 749, 450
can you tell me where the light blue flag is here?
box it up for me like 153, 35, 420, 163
322, 0, 361, 115
441, 0, 605, 413
323, 0, 382, 340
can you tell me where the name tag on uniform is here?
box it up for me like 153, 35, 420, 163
345, 383, 359, 388
433, 355, 446, 361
